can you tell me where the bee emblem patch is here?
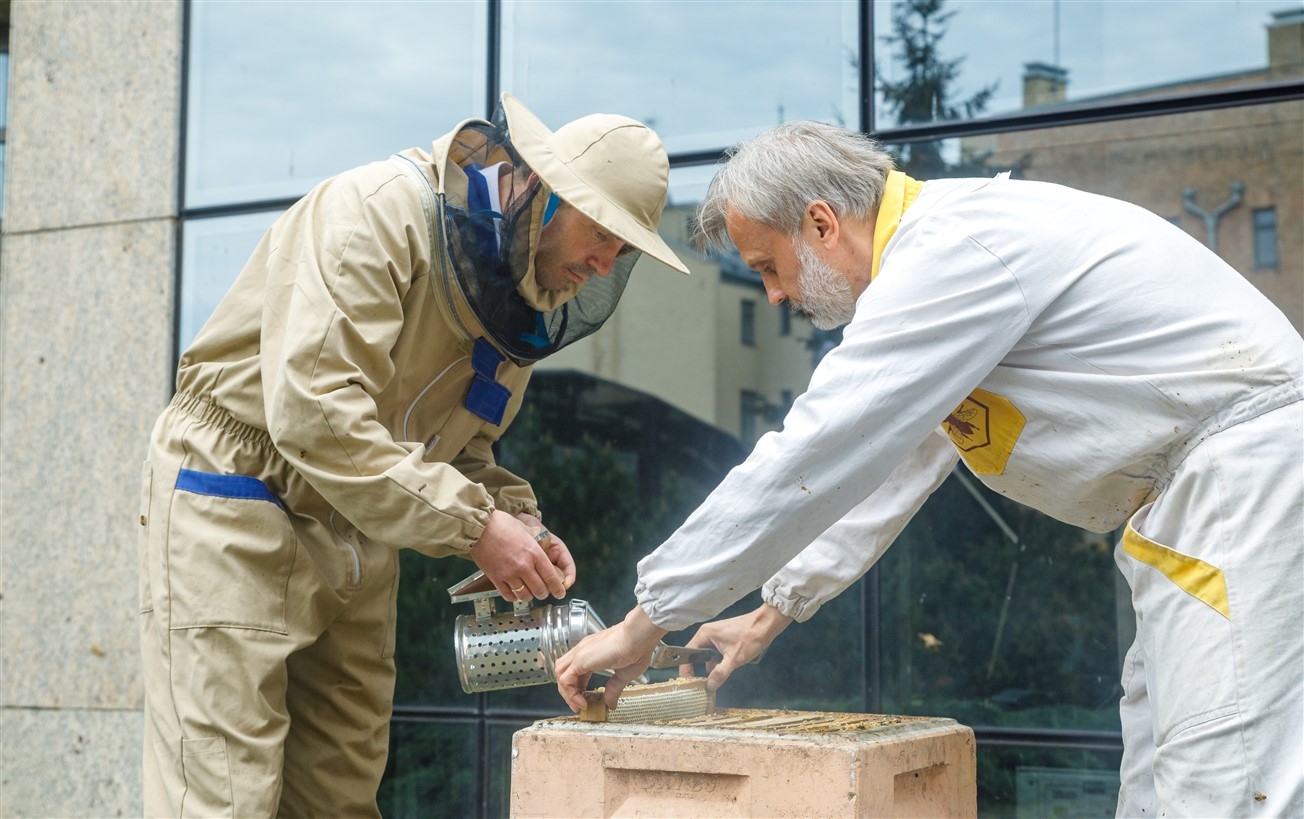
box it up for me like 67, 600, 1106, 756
942, 388, 1025, 475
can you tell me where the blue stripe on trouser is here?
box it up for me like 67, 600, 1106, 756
175, 468, 284, 509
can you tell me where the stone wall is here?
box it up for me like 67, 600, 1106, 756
0, 2, 181, 815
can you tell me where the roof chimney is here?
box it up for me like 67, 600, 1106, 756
1268, 7, 1304, 80
1023, 62, 1069, 108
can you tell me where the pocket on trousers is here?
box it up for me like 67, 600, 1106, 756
138, 460, 154, 614
180, 735, 234, 819
167, 469, 295, 632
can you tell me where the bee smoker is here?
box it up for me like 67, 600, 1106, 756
447, 571, 724, 695
447, 570, 617, 694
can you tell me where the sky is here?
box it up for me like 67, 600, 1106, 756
883, 0, 1294, 117
177, 0, 1297, 341
186, 0, 1295, 207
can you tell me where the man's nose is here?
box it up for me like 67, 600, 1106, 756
588, 244, 619, 278
765, 282, 787, 306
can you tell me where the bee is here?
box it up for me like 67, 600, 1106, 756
945, 404, 981, 441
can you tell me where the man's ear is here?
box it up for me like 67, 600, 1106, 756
805, 200, 839, 249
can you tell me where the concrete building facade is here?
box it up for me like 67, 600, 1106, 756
1, 2, 179, 814
1, 1, 1298, 816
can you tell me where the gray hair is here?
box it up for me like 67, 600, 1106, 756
695, 121, 896, 253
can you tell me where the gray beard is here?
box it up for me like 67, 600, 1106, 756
794, 240, 857, 330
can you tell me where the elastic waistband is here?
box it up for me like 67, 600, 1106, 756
169, 391, 276, 452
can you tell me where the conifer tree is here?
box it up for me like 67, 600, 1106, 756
876, 0, 1000, 178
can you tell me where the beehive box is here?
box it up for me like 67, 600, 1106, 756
510, 709, 976, 818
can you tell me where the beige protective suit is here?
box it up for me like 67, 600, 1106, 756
142, 130, 545, 816
142, 134, 539, 813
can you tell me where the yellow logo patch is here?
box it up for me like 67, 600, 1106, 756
942, 388, 1025, 475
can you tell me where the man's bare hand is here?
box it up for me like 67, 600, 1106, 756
678, 603, 792, 691
554, 605, 667, 712
514, 512, 576, 589
468, 510, 574, 601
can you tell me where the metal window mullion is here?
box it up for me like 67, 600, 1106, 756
181, 195, 305, 221
484, 0, 500, 118
173, 0, 195, 384
859, 0, 873, 135
974, 725, 1124, 752
863, 565, 882, 714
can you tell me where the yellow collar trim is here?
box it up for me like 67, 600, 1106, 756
870, 171, 924, 281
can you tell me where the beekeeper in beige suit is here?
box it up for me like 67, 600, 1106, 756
138, 94, 689, 818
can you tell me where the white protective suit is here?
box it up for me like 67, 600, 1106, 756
635, 173, 1303, 817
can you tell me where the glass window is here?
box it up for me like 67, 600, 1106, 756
878, 471, 1126, 733
168, 6, 1301, 815
393, 549, 496, 709
666, 162, 720, 211
486, 722, 530, 816
501, 0, 860, 154
918, 100, 1302, 331
872, 0, 1300, 130
378, 721, 478, 816
1254, 207, 1279, 269
740, 389, 758, 443
185, 0, 487, 208
979, 744, 1122, 818
179, 210, 282, 353
875, 99, 1303, 725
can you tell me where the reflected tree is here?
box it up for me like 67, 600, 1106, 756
876, 0, 1020, 179
878, 473, 1123, 732
867, 2, 1112, 737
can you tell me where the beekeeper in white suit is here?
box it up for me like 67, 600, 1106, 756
555, 120, 1302, 818
138, 94, 688, 818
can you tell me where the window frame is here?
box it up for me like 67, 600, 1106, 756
740, 299, 757, 347
174, 1, 1304, 814
1253, 206, 1280, 270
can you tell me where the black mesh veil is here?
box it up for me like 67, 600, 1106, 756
440, 108, 638, 365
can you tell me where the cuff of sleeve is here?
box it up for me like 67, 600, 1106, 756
633, 579, 683, 632
486, 481, 541, 523
761, 578, 822, 623
420, 495, 495, 558
499, 500, 541, 520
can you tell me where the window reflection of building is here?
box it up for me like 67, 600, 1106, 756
1254, 207, 1280, 270
872, 7, 1302, 816
961, 9, 1303, 331
740, 299, 756, 347
539, 202, 820, 446
501, 370, 746, 501
7, 0, 1303, 816
739, 389, 760, 443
